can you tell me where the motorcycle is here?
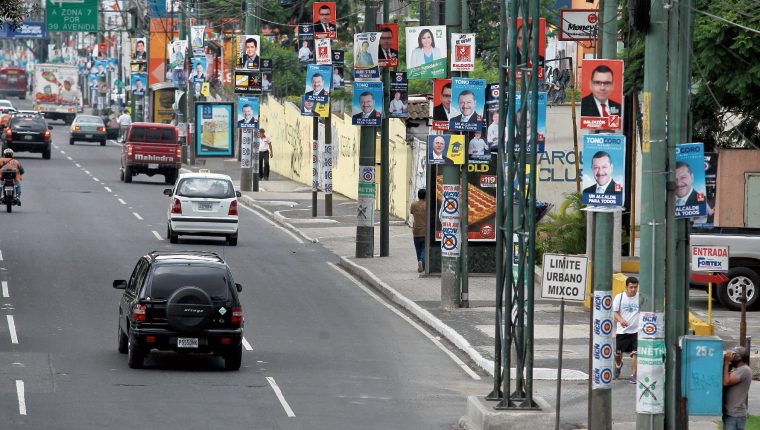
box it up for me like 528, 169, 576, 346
1, 169, 19, 212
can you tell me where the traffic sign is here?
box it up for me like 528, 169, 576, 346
541, 253, 588, 302
690, 245, 729, 272
46, 0, 98, 32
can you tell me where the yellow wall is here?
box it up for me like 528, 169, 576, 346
260, 96, 412, 220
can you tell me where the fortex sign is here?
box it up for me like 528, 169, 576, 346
46, 0, 99, 32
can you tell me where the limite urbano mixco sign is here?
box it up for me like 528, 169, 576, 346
46, 0, 99, 32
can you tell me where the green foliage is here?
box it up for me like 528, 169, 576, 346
262, 39, 305, 99
536, 193, 586, 261
0, 0, 39, 29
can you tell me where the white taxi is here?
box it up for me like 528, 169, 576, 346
164, 170, 241, 245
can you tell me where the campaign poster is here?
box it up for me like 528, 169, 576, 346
332, 67, 345, 90
189, 56, 207, 83
353, 32, 380, 80
238, 35, 260, 70
581, 134, 626, 207
195, 102, 234, 157
169, 40, 187, 70
513, 17, 546, 80
352, 81, 383, 126
130, 62, 147, 73
389, 72, 408, 118
435, 157, 498, 241
512, 91, 547, 153
261, 71, 272, 93
304, 64, 332, 118
236, 96, 260, 129
191, 25, 205, 56
315, 38, 332, 65
332, 49, 344, 65
130, 73, 147, 96
695, 152, 718, 226
313, 1, 337, 39
580, 58, 624, 130
260, 58, 272, 72
234, 70, 261, 94
449, 78, 486, 132
485, 83, 501, 151
301, 95, 329, 117
675, 143, 707, 219
172, 67, 187, 89
428, 134, 465, 166
297, 25, 314, 64
432, 78, 452, 131
131, 37, 147, 62
451, 33, 475, 72
405, 26, 447, 79
376, 24, 399, 68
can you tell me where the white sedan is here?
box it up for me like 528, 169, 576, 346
164, 171, 241, 245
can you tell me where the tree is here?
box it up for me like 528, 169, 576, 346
1, 0, 40, 29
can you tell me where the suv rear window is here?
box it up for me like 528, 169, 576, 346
10, 117, 46, 130
146, 265, 231, 300
129, 126, 176, 144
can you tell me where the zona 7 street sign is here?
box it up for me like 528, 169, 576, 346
46, 0, 98, 32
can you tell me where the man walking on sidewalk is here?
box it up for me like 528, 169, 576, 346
613, 276, 639, 383
723, 346, 752, 430
410, 189, 426, 272
258, 129, 272, 180
117, 110, 132, 143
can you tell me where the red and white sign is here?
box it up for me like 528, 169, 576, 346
559, 10, 599, 41
580, 58, 624, 131
451, 33, 475, 72
690, 245, 729, 273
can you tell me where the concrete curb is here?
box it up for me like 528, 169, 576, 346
238, 195, 318, 244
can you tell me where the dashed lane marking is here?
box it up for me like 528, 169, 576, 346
16, 380, 26, 415
133, 212, 143, 220
104, 187, 112, 193
152, 230, 163, 240
242, 337, 253, 350
7, 315, 18, 344
93, 177, 99, 182
2, 281, 7, 298
118, 198, 126, 205
266, 377, 295, 417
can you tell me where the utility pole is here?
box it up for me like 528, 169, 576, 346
379, 0, 390, 256
355, 0, 378, 258
458, 0, 469, 308
240, 0, 255, 191
179, 1, 187, 158
638, 0, 668, 427
185, 0, 196, 165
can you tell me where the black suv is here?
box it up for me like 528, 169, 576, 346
113, 251, 244, 370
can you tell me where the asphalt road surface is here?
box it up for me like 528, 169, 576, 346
0, 100, 487, 429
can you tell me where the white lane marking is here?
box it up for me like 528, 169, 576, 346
152, 230, 163, 240
240, 205, 303, 244
7, 315, 18, 344
16, 380, 26, 415
118, 198, 126, 205
2, 281, 8, 298
93, 177, 99, 182
84, 170, 90, 175
242, 337, 253, 350
266, 377, 295, 417
132, 212, 143, 220
59, 150, 65, 154
0, 249, 3, 260
66, 156, 72, 160
104, 187, 112, 193
75, 163, 81, 168
327, 262, 481, 380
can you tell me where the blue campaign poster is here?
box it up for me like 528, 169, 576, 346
236, 96, 259, 129
675, 143, 707, 219
512, 91, 547, 153
449, 77, 485, 132
352, 81, 383, 126
581, 134, 626, 207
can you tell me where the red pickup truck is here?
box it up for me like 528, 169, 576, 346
120, 122, 181, 184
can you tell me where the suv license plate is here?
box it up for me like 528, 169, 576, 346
177, 338, 199, 348
198, 202, 212, 211
85, 134, 93, 138
148, 163, 159, 169
24, 135, 32, 140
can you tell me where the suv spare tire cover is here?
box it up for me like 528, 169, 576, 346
166, 286, 213, 333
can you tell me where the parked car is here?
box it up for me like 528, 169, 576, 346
120, 122, 181, 184
164, 171, 241, 245
113, 251, 244, 370
0, 99, 14, 109
70, 115, 107, 146
2, 115, 52, 159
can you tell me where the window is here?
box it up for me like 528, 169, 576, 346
176, 178, 235, 199
127, 258, 148, 295
129, 126, 176, 144
146, 265, 230, 300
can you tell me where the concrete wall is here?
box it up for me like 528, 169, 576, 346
715, 149, 760, 227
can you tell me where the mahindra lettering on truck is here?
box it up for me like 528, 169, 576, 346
121, 122, 181, 184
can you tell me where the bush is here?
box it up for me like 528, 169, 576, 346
536, 192, 586, 261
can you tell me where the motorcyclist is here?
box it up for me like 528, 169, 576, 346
0, 148, 24, 203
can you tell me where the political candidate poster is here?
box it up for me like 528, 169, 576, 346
451, 33, 475, 72
315, 38, 332, 65
389, 72, 408, 118
260, 58, 272, 72
485, 83, 501, 151
313, 2, 337, 39
191, 25, 205, 56
512, 91, 547, 153
694, 152, 718, 226
189, 56, 207, 83
297, 25, 314, 64
238, 35, 260, 70
675, 143, 707, 219
332, 50, 345, 89
130, 73, 147, 96
131, 37, 147, 62
234, 70, 261, 94
332, 49, 344, 66
376, 24, 399, 68
449, 78, 486, 132
428, 134, 465, 166
580, 58, 624, 131
405, 25, 447, 79
513, 17, 546, 79
169, 40, 187, 70
300, 95, 328, 117
352, 81, 383, 126
261, 72, 272, 93
236, 96, 260, 129
353, 32, 380, 80
581, 134, 626, 207
304, 64, 332, 118
432, 78, 452, 131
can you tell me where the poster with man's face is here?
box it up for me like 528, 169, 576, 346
449, 78, 485, 132
131, 38, 147, 61
236, 96, 260, 129
313, 2, 337, 39
427, 134, 465, 165
580, 58, 624, 130
675, 143, 707, 219
389, 72, 408, 118
376, 24, 399, 68
304, 64, 332, 117
581, 134, 626, 207
238, 35, 260, 70
190, 57, 207, 83
432, 78, 452, 131
297, 25, 314, 64
130, 73, 147, 96
352, 81, 383, 126
353, 32, 380, 80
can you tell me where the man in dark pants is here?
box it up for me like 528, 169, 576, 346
723, 346, 752, 430
613, 276, 639, 383
410, 189, 426, 272
258, 129, 272, 180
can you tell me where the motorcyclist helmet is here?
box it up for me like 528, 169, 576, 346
2, 149, 13, 158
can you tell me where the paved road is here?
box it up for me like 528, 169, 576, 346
0, 101, 487, 429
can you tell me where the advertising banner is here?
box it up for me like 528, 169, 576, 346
592, 291, 614, 390
559, 10, 598, 41
234, 70, 261, 94
236, 96, 259, 129
195, 102, 234, 157
582, 134, 626, 207
432, 78, 452, 131
636, 312, 666, 414
352, 81, 383, 126
315, 38, 332, 65
405, 25, 447, 79
675, 143, 707, 219
191, 25, 205, 56
451, 33, 475, 72
428, 134, 465, 166
580, 58, 624, 130
237, 35, 260, 70
513, 91, 547, 153
691, 246, 729, 273
389, 72, 408, 118
313, 2, 337, 39
0, 21, 46, 39
353, 32, 380, 80
449, 77, 485, 132
297, 24, 314, 63
376, 24, 399, 68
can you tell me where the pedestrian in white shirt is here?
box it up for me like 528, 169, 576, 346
117, 111, 132, 143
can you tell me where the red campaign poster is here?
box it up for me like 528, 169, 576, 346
579, 58, 624, 131
514, 17, 546, 80
313, 2, 337, 39
431, 78, 452, 131
375, 23, 399, 68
